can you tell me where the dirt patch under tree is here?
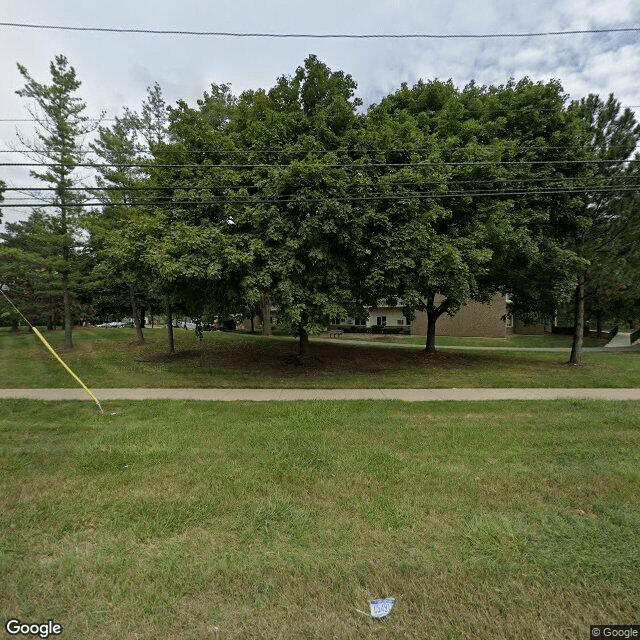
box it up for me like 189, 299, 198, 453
135, 338, 495, 379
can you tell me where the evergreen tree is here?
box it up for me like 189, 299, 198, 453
0, 210, 67, 330
16, 54, 97, 348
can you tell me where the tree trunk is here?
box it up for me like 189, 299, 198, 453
250, 315, 255, 333
569, 276, 585, 365
298, 323, 309, 356
130, 285, 145, 342
59, 190, 73, 349
425, 294, 438, 354
261, 293, 272, 336
61, 269, 73, 349
139, 307, 146, 329
47, 270, 54, 330
596, 309, 603, 339
166, 301, 175, 353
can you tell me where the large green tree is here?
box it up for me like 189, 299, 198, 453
361, 77, 595, 354
0, 210, 85, 330
1, 211, 55, 330
92, 82, 250, 352
470, 80, 590, 337
89, 110, 150, 341
225, 55, 369, 355
565, 94, 640, 363
90, 84, 186, 350
16, 54, 96, 348
363, 80, 505, 352
148, 83, 246, 351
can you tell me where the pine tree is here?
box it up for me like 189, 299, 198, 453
16, 54, 97, 348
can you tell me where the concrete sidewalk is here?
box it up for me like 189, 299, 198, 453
604, 331, 635, 349
2, 388, 640, 401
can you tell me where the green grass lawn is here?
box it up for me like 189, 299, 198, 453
398, 333, 607, 348
1, 399, 639, 639
1, 327, 639, 389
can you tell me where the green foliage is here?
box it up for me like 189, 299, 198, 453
154, 56, 373, 348
14, 55, 97, 346
362, 79, 588, 350
7, 53, 640, 357
561, 94, 640, 360
0, 178, 4, 224
0, 210, 83, 328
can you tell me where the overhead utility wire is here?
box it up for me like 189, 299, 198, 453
0, 118, 115, 122
6, 175, 640, 193
4, 108, 640, 123
2, 143, 640, 154
1, 22, 639, 38
6, 185, 640, 208
2, 159, 640, 168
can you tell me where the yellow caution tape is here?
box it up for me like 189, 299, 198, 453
32, 327, 104, 414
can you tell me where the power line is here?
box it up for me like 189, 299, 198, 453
1, 22, 639, 38
0, 118, 116, 123
5, 174, 640, 193
2, 159, 639, 169
2, 143, 640, 155
4, 185, 639, 208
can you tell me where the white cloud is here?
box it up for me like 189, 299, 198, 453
2, 0, 640, 227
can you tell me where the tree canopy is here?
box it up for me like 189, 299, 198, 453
3, 53, 639, 360
13, 55, 96, 347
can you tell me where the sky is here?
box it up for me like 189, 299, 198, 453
1, 0, 640, 228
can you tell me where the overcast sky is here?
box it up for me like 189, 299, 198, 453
1, 0, 640, 228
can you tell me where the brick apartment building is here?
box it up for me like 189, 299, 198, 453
246, 294, 540, 338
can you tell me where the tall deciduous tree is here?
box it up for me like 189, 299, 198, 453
148, 83, 245, 351
89, 113, 149, 341
363, 80, 512, 353
16, 54, 97, 348
472, 79, 590, 338
227, 55, 368, 355
90, 84, 178, 350
566, 94, 640, 364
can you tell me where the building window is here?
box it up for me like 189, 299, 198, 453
376, 316, 387, 326
397, 319, 404, 325
505, 314, 514, 328
355, 317, 367, 326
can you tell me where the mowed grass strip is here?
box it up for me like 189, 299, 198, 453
1, 399, 639, 639
348, 333, 607, 348
1, 328, 639, 388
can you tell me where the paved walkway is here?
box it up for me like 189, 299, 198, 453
604, 331, 635, 348
2, 388, 640, 401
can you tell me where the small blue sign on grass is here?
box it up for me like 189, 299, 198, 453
369, 598, 396, 619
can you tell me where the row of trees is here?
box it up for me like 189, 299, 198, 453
1, 54, 639, 363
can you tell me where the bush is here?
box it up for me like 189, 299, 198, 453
552, 325, 595, 337
334, 325, 406, 335
339, 326, 369, 334
221, 319, 237, 331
